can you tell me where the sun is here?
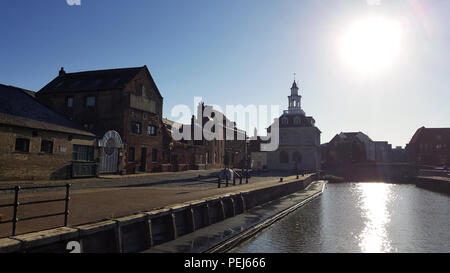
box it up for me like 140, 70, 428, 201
340, 16, 404, 74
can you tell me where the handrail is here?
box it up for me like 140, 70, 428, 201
0, 184, 71, 237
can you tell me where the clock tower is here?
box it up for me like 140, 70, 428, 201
287, 80, 305, 115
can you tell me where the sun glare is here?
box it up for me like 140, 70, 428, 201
340, 17, 404, 74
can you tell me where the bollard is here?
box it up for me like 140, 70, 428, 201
12, 186, 20, 236
226, 175, 229, 187
64, 184, 71, 226
233, 175, 236, 186
246, 170, 249, 184
218, 177, 221, 188
280, 177, 283, 182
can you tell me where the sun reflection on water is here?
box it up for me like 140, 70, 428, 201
357, 183, 393, 253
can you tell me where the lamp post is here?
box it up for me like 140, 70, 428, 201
245, 133, 249, 184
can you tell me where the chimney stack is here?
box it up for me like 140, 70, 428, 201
59, 67, 66, 76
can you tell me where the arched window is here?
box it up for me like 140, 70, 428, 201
282, 117, 288, 125
280, 150, 289, 164
294, 117, 300, 125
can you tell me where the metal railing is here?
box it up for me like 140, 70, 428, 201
0, 184, 71, 237
218, 168, 250, 188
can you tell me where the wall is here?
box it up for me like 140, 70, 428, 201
0, 174, 317, 253
0, 125, 96, 181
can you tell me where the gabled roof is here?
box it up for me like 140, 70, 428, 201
409, 126, 450, 144
38, 66, 163, 99
330, 132, 373, 145
0, 84, 95, 137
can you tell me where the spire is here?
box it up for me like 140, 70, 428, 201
291, 73, 298, 89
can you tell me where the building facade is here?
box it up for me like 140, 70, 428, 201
36, 66, 164, 174
266, 81, 321, 172
407, 126, 450, 167
0, 84, 96, 181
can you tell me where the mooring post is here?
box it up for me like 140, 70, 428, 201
12, 186, 20, 236
64, 184, 71, 226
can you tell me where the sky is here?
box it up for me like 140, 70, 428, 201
0, 0, 449, 147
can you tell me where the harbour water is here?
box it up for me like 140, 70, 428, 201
232, 182, 450, 253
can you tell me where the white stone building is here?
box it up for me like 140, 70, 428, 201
266, 80, 321, 171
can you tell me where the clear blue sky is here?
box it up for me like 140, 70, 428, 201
1, 0, 449, 147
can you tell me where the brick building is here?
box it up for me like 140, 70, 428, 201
36, 66, 164, 174
163, 102, 247, 171
0, 84, 96, 181
407, 126, 450, 167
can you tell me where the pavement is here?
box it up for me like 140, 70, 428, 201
0, 169, 308, 238
417, 176, 450, 183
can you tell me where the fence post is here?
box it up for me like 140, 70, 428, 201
12, 186, 20, 236
64, 184, 71, 226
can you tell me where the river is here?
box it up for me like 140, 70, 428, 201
232, 182, 450, 253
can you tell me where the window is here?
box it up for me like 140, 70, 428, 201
144, 85, 152, 99
15, 138, 30, 152
147, 125, 157, 136
72, 145, 94, 161
152, 149, 158, 162
131, 121, 142, 134
136, 84, 143, 96
85, 96, 96, 107
41, 140, 53, 154
67, 97, 74, 108
294, 117, 300, 125
128, 147, 135, 162
282, 117, 288, 125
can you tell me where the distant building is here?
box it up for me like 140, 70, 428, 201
390, 146, 407, 163
265, 80, 321, 172
407, 126, 450, 167
163, 102, 247, 170
326, 132, 372, 167
248, 134, 268, 170
374, 141, 392, 162
0, 84, 96, 181
36, 66, 164, 174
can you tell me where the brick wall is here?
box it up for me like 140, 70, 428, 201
0, 125, 96, 181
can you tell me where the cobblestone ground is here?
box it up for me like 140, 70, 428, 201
0, 170, 306, 238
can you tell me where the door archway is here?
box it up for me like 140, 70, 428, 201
99, 130, 123, 174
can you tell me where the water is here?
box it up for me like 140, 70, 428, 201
233, 182, 450, 253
